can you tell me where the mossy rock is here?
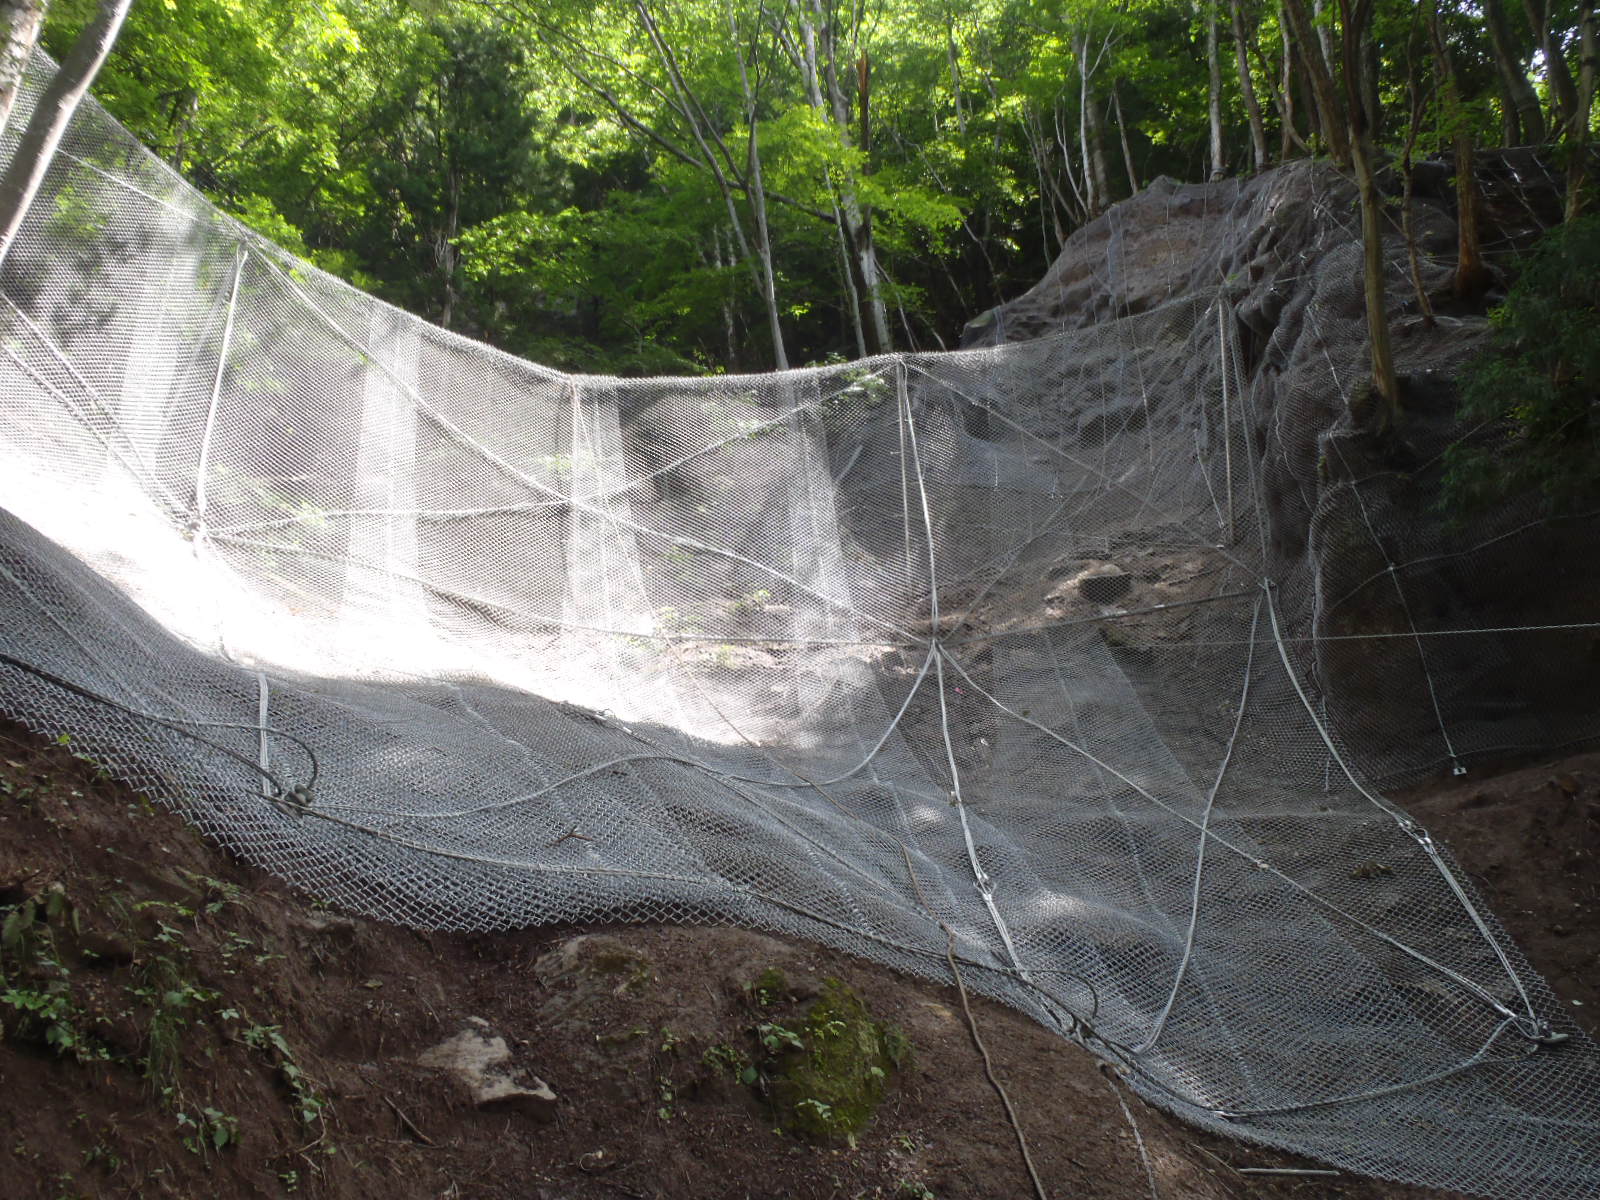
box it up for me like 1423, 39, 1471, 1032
760, 977, 909, 1144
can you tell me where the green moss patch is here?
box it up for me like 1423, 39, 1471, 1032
753, 976, 909, 1144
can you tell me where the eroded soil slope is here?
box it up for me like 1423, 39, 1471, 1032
0, 717, 1593, 1200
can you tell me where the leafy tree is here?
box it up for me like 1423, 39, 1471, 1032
1444, 216, 1600, 513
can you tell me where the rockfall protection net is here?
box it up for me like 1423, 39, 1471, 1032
0, 63, 1597, 1199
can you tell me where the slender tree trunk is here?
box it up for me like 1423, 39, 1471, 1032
1076, 34, 1099, 212
1426, 0, 1490, 299
1204, 1, 1226, 177
728, 1, 787, 370
1085, 84, 1113, 202
1312, 0, 1335, 73
1483, 0, 1544, 143
1338, 0, 1399, 428
795, 6, 866, 356
1401, 68, 1436, 329
1281, 0, 1350, 162
813, 0, 889, 353
1567, 0, 1597, 219
1522, 0, 1579, 132
1360, 26, 1382, 144
712, 228, 739, 368
436, 168, 460, 329
1112, 82, 1140, 192
1272, 15, 1299, 158
1252, 17, 1310, 156
0, 0, 132, 266
1230, 0, 1269, 170
945, 15, 965, 135
0, 0, 48, 142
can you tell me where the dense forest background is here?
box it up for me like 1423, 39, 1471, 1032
28, 0, 1599, 375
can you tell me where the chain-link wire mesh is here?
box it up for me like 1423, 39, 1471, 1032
0, 60, 1597, 1199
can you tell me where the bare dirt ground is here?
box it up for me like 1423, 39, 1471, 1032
0, 715, 1592, 1200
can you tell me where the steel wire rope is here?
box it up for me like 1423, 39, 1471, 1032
903, 355, 1254, 578
897, 357, 1035, 983
247, 250, 923, 648
1228, 294, 1550, 1041
939, 648, 1547, 1037
1131, 591, 1264, 1055
0, 296, 191, 520
1300, 301, 1464, 772
0, 650, 318, 799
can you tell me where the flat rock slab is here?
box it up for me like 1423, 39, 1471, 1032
418, 1016, 557, 1120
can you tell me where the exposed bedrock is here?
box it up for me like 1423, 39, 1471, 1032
964, 154, 1599, 783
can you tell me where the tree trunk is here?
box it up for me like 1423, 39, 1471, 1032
728, 0, 787, 370
795, 6, 867, 356
1111, 82, 1140, 192
0, 0, 131, 266
1230, 0, 1269, 170
1281, 0, 1350, 162
945, 15, 965, 135
1312, 0, 1335, 73
1483, 0, 1544, 143
1084, 83, 1113, 202
436, 168, 460, 329
1338, 0, 1399, 428
1360, 24, 1382, 144
1076, 34, 1100, 212
1567, 0, 1597, 219
1276, 17, 1298, 158
1401, 68, 1436, 329
1522, 0, 1579, 133
1426, 0, 1490, 299
1204, 1, 1226, 177
0, 0, 47, 142
814, 0, 890, 353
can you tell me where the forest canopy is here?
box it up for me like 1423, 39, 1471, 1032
31, 0, 1600, 375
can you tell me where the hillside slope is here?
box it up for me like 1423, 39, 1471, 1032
1, 716, 1595, 1199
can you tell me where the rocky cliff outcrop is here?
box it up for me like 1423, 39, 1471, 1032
965, 155, 1597, 785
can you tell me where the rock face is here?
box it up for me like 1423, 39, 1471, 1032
962, 152, 1599, 785
418, 1017, 557, 1119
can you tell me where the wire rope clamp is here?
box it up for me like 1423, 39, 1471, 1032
1527, 1023, 1571, 1048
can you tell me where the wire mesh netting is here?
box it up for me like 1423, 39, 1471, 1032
0, 61, 1597, 1199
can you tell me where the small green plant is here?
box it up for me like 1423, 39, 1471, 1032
237, 1020, 327, 1127
700, 1041, 750, 1079
174, 1105, 239, 1154
0, 887, 106, 1063
656, 1074, 676, 1120
746, 967, 788, 1008
757, 1021, 805, 1055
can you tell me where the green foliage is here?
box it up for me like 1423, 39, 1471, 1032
1444, 216, 1600, 514
47, 0, 1600, 372
237, 1019, 328, 1126
0, 886, 107, 1064
173, 1104, 240, 1155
